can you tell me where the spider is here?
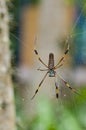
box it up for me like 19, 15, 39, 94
31, 42, 80, 99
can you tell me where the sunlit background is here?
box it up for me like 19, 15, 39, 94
9, 0, 86, 130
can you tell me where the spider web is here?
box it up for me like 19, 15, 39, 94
57, 0, 86, 109
10, 1, 86, 122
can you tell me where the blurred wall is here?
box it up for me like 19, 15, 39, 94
19, 0, 75, 81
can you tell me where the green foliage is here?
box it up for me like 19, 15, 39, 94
65, 0, 86, 11
31, 0, 41, 5
65, 0, 75, 5
15, 86, 86, 130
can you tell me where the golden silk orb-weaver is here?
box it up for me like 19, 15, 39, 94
31, 41, 80, 100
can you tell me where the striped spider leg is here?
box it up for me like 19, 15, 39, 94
31, 71, 49, 99
54, 69, 81, 99
57, 74, 81, 97
34, 37, 48, 68
54, 42, 69, 70
34, 49, 48, 68
54, 42, 81, 98
55, 72, 59, 98
31, 48, 49, 99
55, 81, 59, 99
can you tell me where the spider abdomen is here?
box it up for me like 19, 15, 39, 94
48, 53, 54, 69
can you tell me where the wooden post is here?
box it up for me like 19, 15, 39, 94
20, 6, 39, 67
0, 1, 16, 130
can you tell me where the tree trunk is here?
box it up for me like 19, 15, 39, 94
0, 1, 16, 130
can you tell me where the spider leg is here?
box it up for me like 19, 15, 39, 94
54, 64, 63, 69
37, 68, 49, 71
54, 43, 69, 69
34, 37, 48, 68
55, 72, 59, 98
55, 82, 59, 99
31, 72, 48, 99
34, 49, 48, 68
57, 74, 81, 96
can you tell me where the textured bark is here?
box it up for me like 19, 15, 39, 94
0, 1, 16, 130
